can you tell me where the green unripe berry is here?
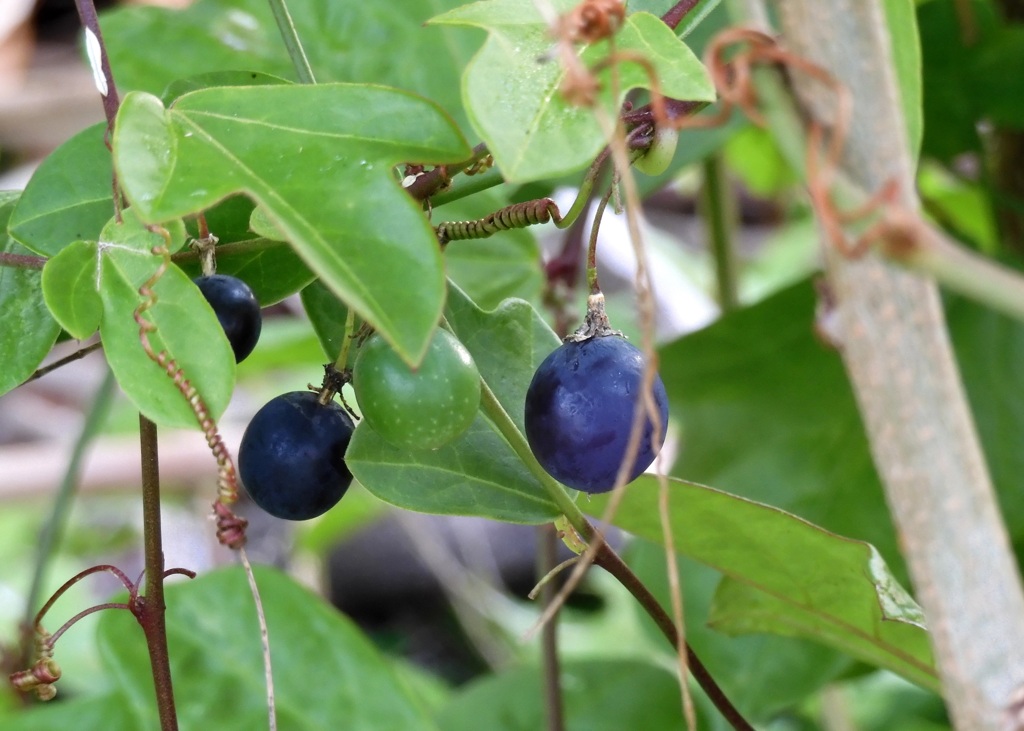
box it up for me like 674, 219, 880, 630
353, 329, 481, 450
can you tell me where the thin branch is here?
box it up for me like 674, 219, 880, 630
661, 0, 703, 31
22, 342, 103, 385
537, 525, 566, 731
591, 544, 754, 731
73, 0, 120, 129
138, 415, 179, 731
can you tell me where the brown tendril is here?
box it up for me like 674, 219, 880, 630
137, 226, 248, 549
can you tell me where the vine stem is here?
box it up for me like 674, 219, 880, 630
474, 373, 752, 730
138, 416, 179, 731
267, 0, 316, 84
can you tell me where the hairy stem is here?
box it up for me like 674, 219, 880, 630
138, 416, 179, 731
267, 0, 316, 83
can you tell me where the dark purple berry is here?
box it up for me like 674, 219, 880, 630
524, 335, 669, 494
238, 391, 354, 520
194, 274, 262, 362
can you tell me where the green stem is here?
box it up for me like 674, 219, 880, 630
333, 308, 357, 371
138, 416, 179, 731
477, 378, 592, 540
700, 154, 740, 312
430, 168, 506, 209
555, 150, 609, 232
23, 369, 116, 642
267, 0, 316, 84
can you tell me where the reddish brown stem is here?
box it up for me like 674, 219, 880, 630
138, 415, 179, 731
0, 252, 46, 270
592, 543, 754, 731
661, 0, 704, 31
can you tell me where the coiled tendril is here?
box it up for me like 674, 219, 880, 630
136, 227, 247, 549
436, 198, 563, 246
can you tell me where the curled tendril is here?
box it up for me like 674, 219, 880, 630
137, 226, 248, 548
436, 198, 563, 245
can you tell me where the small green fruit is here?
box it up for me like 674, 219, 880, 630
353, 329, 481, 450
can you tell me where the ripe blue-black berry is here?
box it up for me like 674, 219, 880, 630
524, 335, 668, 493
194, 274, 262, 362
238, 391, 354, 520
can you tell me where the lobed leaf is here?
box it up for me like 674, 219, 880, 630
101, 0, 479, 128
112, 85, 471, 364
431, 2, 715, 182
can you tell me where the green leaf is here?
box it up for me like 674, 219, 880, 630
883, 0, 922, 164
8, 124, 114, 256
590, 475, 938, 690
658, 280, 899, 573
437, 659, 695, 730
709, 573, 932, 686
41, 240, 102, 339
0, 194, 61, 397
102, 0, 479, 128
348, 416, 560, 522
443, 282, 560, 433
432, 3, 715, 182
626, 542, 852, 722
87, 211, 235, 428
1, 692, 134, 731
113, 85, 471, 364
98, 566, 438, 730
346, 284, 562, 522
